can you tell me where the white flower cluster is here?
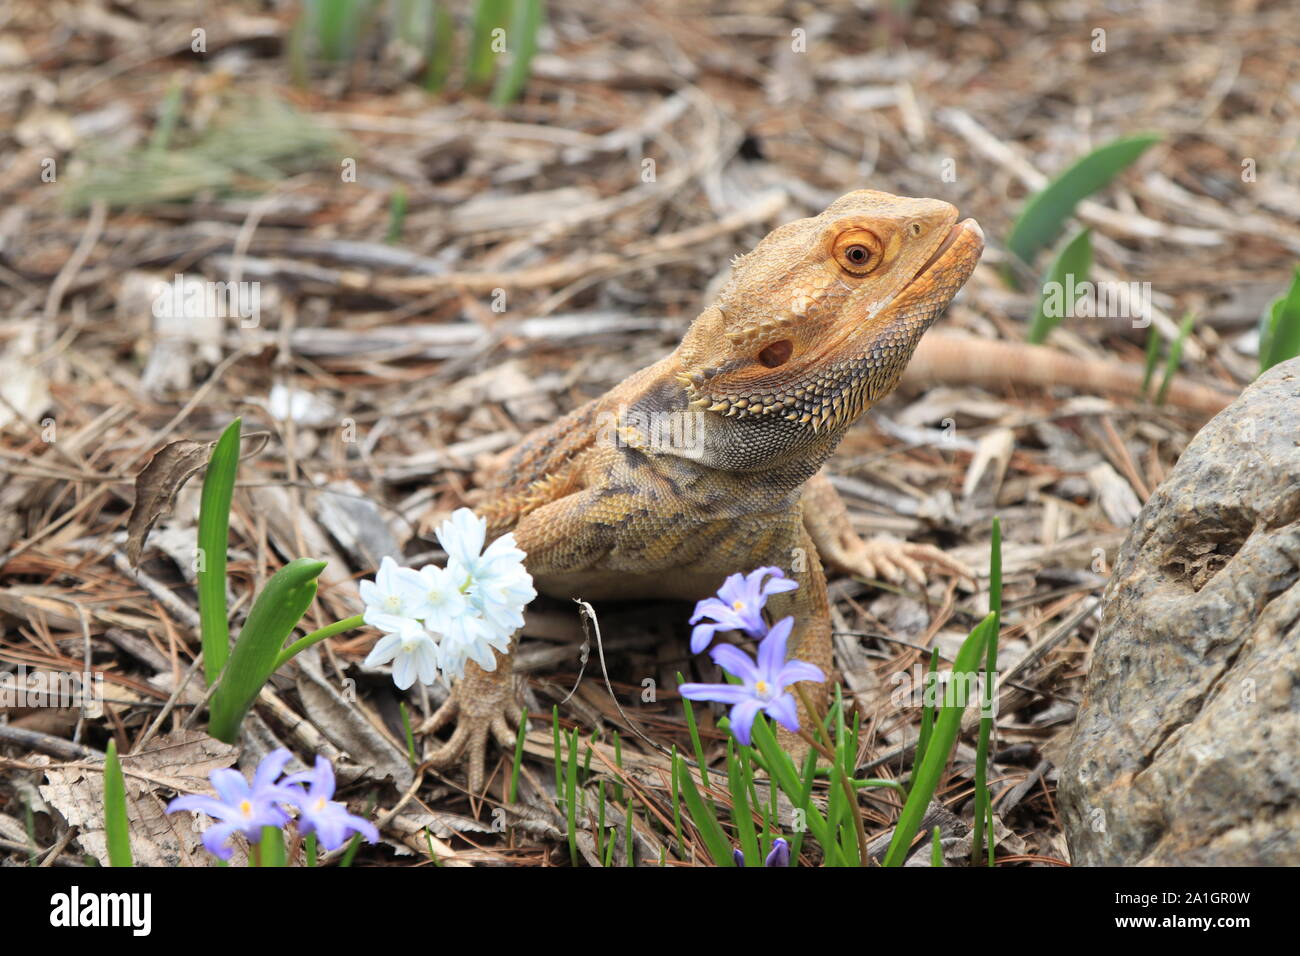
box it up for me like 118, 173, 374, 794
360, 509, 536, 689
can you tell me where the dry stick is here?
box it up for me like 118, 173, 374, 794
0, 724, 102, 761
0, 345, 254, 570
904, 336, 1232, 416
135, 651, 208, 748
43, 200, 106, 323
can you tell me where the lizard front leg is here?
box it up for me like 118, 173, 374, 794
802, 469, 971, 587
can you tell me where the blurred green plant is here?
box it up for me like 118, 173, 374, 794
1155, 311, 1198, 406
1006, 133, 1160, 288
1259, 267, 1300, 375
67, 97, 339, 209
290, 0, 541, 103
1026, 228, 1093, 344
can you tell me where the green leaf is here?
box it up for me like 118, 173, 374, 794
489, 0, 541, 106
467, 0, 510, 88
197, 418, 243, 686
103, 740, 132, 867
208, 557, 327, 743
1006, 133, 1160, 284
1026, 228, 1092, 344
882, 612, 995, 867
1259, 267, 1300, 375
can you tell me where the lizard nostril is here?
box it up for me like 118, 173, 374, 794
757, 340, 793, 368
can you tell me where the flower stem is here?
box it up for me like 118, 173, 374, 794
273, 614, 365, 671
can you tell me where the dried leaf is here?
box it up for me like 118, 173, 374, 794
38, 730, 241, 867
125, 439, 210, 568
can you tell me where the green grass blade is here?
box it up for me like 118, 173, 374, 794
882, 612, 995, 867
674, 752, 734, 866
399, 701, 417, 767
1026, 228, 1092, 343
749, 714, 842, 864
678, 672, 710, 788
103, 740, 132, 867
424, 3, 456, 92
624, 796, 635, 866
490, 0, 541, 106
309, 0, 369, 63
916, 647, 940, 769
670, 745, 685, 856
786, 747, 817, 865
208, 557, 326, 743
1259, 267, 1300, 375
509, 706, 528, 803
197, 418, 242, 686
1006, 133, 1160, 283
1141, 325, 1162, 396
565, 727, 579, 866
148, 77, 185, 155
1156, 311, 1197, 405
467, 0, 510, 88
385, 187, 408, 244
971, 516, 1002, 865
727, 741, 760, 866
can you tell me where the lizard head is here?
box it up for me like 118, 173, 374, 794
673, 190, 983, 471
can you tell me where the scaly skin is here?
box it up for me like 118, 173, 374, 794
419, 190, 985, 791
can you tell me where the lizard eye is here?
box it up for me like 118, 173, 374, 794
757, 339, 793, 368
832, 229, 881, 276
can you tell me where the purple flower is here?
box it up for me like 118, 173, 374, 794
733, 837, 791, 867
679, 617, 825, 745
689, 566, 798, 653
166, 748, 299, 861
283, 756, 380, 851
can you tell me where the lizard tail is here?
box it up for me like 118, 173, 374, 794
904, 333, 1236, 417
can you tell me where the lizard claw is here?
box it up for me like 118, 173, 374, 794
840, 535, 973, 588
419, 658, 520, 795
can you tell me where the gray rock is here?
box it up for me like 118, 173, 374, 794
1060, 358, 1300, 865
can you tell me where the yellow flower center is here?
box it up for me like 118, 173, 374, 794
732, 600, 745, 611
385, 595, 402, 610
239, 799, 252, 817
315, 797, 327, 812
755, 680, 770, 696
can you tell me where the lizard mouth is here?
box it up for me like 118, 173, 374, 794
912, 218, 984, 282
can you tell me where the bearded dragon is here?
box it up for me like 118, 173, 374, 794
420, 190, 985, 790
